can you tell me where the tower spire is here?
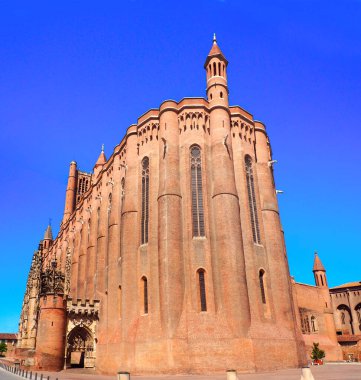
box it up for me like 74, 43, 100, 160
204, 35, 229, 104
313, 251, 328, 288
94, 144, 107, 168
312, 251, 325, 272
93, 144, 107, 177
44, 223, 53, 241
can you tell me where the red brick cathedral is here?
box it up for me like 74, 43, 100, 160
17, 37, 347, 374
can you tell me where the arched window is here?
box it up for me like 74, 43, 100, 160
341, 311, 346, 325
213, 62, 217, 76
141, 157, 149, 244
218, 62, 221, 77
121, 177, 125, 199
245, 155, 261, 244
97, 207, 100, 231
108, 193, 112, 225
311, 316, 317, 332
190, 145, 205, 237
141, 276, 148, 314
198, 269, 207, 312
259, 270, 266, 304
305, 316, 311, 334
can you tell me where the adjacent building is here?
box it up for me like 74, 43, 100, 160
0, 333, 18, 356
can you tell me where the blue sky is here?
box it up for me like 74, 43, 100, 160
0, 0, 360, 332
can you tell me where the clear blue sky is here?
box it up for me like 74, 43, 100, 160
0, 0, 360, 332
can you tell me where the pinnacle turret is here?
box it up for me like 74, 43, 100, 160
313, 251, 326, 272
44, 224, 53, 241
204, 34, 229, 105
312, 252, 328, 288
94, 144, 107, 169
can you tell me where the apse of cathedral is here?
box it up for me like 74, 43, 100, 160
17, 37, 354, 374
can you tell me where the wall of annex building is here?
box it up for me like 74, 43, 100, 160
293, 283, 327, 336
331, 288, 361, 336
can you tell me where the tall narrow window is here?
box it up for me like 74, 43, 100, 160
87, 219, 91, 242
190, 145, 205, 237
97, 207, 100, 230
142, 276, 148, 314
121, 177, 125, 199
356, 309, 361, 324
305, 317, 311, 334
245, 155, 261, 244
198, 269, 207, 312
311, 316, 317, 332
118, 285, 122, 319
108, 193, 112, 225
141, 157, 149, 244
259, 269, 266, 304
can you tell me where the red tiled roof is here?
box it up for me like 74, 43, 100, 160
337, 335, 361, 343
0, 333, 17, 340
331, 281, 361, 290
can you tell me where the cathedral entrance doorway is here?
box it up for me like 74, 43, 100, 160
66, 326, 95, 368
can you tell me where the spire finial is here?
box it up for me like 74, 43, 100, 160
213, 33, 217, 44
101, 143, 104, 153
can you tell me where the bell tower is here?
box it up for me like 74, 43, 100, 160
313, 251, 328, 288
204, 35, 251, 337
204, 33, 229, 107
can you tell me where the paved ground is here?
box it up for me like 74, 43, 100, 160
1, 364, 361, 380
0, 363, 361, 380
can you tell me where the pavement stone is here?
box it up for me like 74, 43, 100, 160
1, 364, 361, 380
30, 363, 361, 380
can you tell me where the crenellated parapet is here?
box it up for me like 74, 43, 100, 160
67, 298, 100, 317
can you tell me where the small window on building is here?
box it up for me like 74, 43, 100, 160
141, 276, 148, 315
198, 269, 207, 312
311, 316, 318, 332
259, 270, 266, 304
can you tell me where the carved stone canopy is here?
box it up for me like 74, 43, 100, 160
40, 263, 65, 296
